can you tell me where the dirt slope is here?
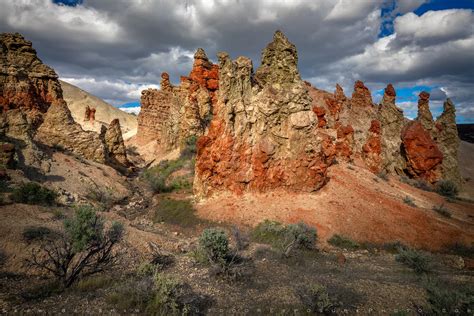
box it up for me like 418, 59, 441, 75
60, 80, 137, 139
196, 161, 474, 251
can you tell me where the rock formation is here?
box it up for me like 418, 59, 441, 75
194, 31, 332, 197
0, 32, 131, 172
136, 48, 218, 153
35, 101, 108, 163
0, 33, 63, 129
435, 99, 462, 184
104, 118, 130, 170
362, 120, 382, 172
416, 91, 434, 133
378, 84, 405, 174
84, 105, 91, 121
401, 121, 443, 182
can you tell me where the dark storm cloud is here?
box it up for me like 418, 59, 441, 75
0, 0, 473, 121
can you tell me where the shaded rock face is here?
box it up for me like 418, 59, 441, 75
0, 33, 63, 129
0, 32, 131, 172
417, 91, 434, 132
194, 31, 332, 197
104, 118, 130, 170
402, 121, 443, 182
136, 48, 218, 152
379, 84, 405, 174
435, 99, 461, 184
362, 120, 382, 172
36, 101, 108, 163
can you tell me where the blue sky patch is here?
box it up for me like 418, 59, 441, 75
52, 0, 83, 7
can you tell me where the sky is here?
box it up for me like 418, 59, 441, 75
1, 0, 473, 122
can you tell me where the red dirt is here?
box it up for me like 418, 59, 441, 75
196, 162, 474, 251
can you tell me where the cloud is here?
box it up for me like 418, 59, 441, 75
0, 0, 472, 121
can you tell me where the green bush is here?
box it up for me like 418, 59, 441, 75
28, 206, 124, 287
328, 234, 360, 250
11, 182, 57, 205
251, 220, 317, 256
180, 135, 198, 159
298, 283, 335, 314
395, 247, 432, 274
23, 226, 55, 242
424, 278, 473, 315
146, 273, 184, 315
432, 204, 451, 218
199, 228, 229, 264
143, 159, 187, 193
154, 197, 203, 227
436, 180, 459, 198
403, 196, 416, 207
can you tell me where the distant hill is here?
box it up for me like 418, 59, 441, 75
60, 80, 137, 140
457, 124, 474, 143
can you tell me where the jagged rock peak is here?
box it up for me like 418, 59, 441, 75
443, 98, 456, 114
416, 91, 434, 131
351, 80, 373, 107
255, 30, 300, 85
194, 48, 209, 61
335, 84, 346, 100
104, 118, 130, 170
382, 83, 396, 104
160, 72, 172, 91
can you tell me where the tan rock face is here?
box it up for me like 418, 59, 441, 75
435, 99, 461, 184
416, 91, 434, 132
194, 31, 332, 197
0, 32, 131, 172
35, 101, 108, 163
0, 33, 63, 129
379, 84, 405, 174
104, 118, 130, 171
136, 48, 218, 153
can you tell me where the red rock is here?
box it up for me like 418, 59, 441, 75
312, 106, 327, 127
337, 252, 346, 265
402, 121, 443, 182
363, 120, 382, 172
84, 105, 91, 121
89, 107, 96, 122
336, 124, 354, 160
351, 80, 373, 107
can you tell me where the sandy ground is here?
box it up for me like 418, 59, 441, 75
196, 162, 474, 251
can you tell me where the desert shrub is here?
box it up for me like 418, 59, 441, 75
403, 196, 416, 207
328, 234, 360, 250
52, 208, 65, 220
297, 283, 336, 314
23, 226, 55, 243
146, 273, 184, 315
180, 135, 198, 159
143, 159, 187, 193
377, 172, 388, 181
251, 220, 317, 256
413, 180, 433, 192
75, 275, 114, 292
106, 276, 155, 310
154, 197, 203, 227
27, 205, 124, 287
432, 204, 451, 218
423, 278, 473, 315
444, 243, 474, 259
85, 187, 118, 211
11, 182, 57, 206
199, 228, 230, 264
436, 180, 459, 198
232, 226, 249, 251
137, 252, 174, 277
20, 281, 62, 301
396, 247, 432, 274
381, 241, 408, 253
0, 179, 11, 192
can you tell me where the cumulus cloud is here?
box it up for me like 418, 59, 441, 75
0, 0, 472, 121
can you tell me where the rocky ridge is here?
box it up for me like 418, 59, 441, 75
0, 33, 131, 174
135, 30, 462, 197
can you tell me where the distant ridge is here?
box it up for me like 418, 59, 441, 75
60, 80, 137, 139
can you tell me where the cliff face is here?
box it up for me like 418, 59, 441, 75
0, 33, 63, 129
0, 33, 131, 173
135, 48, 218, 153
194, 31, 333, 197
